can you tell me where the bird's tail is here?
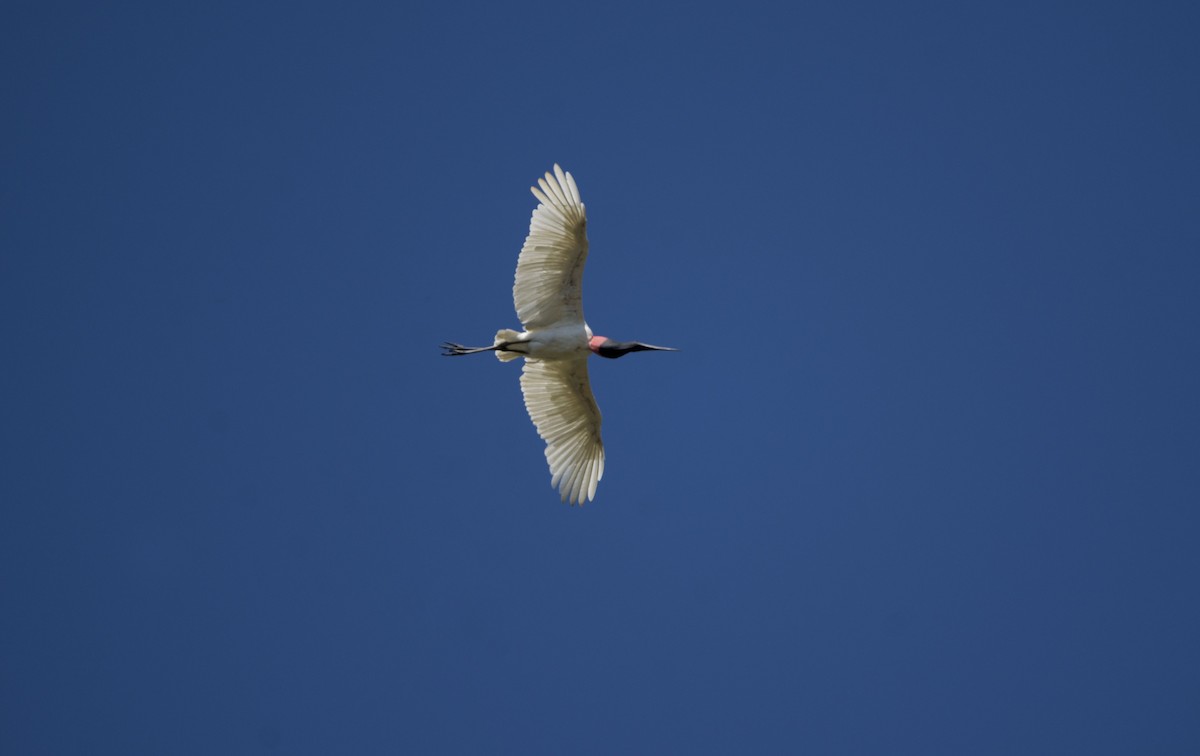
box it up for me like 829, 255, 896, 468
494, 329, 524, 362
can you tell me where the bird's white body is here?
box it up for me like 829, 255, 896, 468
443, 165, 673, 505
499, 322, 592, 361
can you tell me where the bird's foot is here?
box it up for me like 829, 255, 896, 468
441, 342, 496, 356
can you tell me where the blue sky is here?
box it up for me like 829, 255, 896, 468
3, 1, 1199, 753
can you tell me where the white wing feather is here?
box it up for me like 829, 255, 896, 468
520, 357, 605, 505
513, 164, 588, 329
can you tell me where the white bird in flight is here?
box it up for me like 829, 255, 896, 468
442, 164, 676, 505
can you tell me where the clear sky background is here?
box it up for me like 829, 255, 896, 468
3, 2, 1199, 754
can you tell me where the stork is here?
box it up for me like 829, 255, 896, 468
442, 164, 675, 504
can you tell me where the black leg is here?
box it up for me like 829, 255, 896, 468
441, 342, 499, 356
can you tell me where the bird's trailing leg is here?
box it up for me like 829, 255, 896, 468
441, 341, 502, 356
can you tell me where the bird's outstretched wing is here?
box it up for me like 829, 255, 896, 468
513, 164, 589, 329
519, 356, 605, 505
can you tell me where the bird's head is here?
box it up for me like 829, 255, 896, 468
588, 335, 678, 359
